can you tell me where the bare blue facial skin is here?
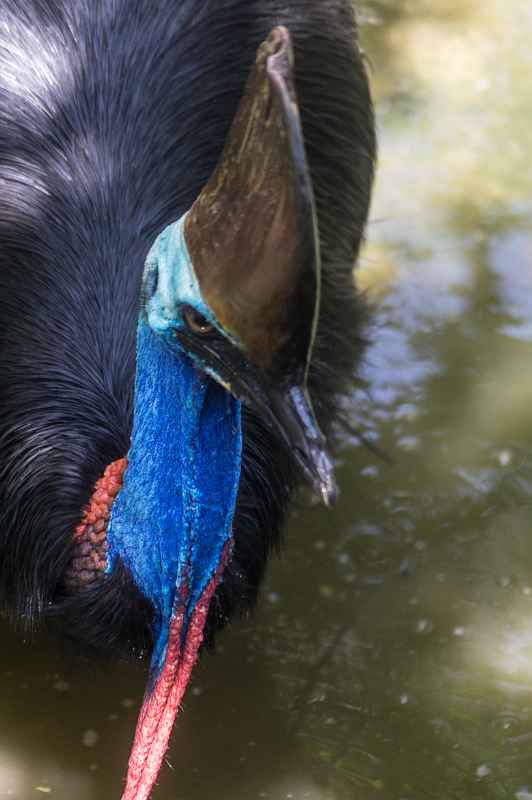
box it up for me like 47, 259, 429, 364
106, 217, 242, 677
143, 215, 215, 336
143, 214, 242, 361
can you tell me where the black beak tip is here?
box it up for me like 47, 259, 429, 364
320, 475, 339, 508
305, 445, 339, 508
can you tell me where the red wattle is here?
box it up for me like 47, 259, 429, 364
121, 543, 231, 800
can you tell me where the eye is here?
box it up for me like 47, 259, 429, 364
182, 306, 214, 335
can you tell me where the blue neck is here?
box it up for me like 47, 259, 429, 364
107, 318, 242, 670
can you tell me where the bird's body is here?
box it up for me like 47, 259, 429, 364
0, 1, 375, 796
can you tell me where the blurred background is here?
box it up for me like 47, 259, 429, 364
1, 0, 532, 797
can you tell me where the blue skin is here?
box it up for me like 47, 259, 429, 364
106, 214, 242, 677
143, 215, 215, 335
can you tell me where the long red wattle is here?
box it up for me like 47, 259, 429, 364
121, 544, 231, 800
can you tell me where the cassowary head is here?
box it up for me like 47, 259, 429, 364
143, 26, 336, 507
63, 28, 333, 799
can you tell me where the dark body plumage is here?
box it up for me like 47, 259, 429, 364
0, 1, 375, 658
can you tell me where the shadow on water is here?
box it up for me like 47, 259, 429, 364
2, 0, 532, 798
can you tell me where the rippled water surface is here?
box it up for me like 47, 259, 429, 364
2, 1, 532, 798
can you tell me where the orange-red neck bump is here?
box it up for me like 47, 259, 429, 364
65, 458, 128, 590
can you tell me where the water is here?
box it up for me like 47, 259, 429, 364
2, 0, 532, 797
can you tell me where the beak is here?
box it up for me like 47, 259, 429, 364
230, 369, 338, 507
268, 386, 338, 507
170, 328, 338, 508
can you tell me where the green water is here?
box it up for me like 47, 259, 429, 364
2, 1, 532, 797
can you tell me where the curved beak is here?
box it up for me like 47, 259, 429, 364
234, 374, 338, 507
170, 327, 338, 508
268, 386, 338, 507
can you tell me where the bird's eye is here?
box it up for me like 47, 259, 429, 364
182, 306, 214, 335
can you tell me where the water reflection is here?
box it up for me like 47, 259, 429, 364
1, 0, 532, 798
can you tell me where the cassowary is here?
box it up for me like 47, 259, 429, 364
0, 1, 375, 798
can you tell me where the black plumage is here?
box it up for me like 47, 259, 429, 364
0, 0, 375, 659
